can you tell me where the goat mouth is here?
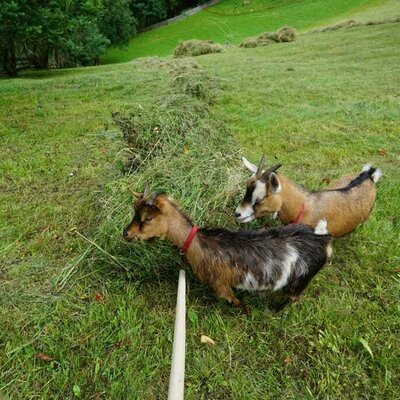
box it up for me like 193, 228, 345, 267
236, 214, 255, 223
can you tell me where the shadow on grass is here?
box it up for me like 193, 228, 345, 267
0, 64, 124, 81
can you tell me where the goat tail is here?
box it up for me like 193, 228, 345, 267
362, 164, 382, 183
314, 219, 332, 258
314, 219, 328, 235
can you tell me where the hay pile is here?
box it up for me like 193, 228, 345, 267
240, 26, 296, 48
174, 39, 224, 57
312, 16, 400, 33
312, 20, 357, 33
363, 15, 400, 25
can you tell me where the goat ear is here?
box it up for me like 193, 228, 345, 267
269, 172, 281, 193
242, 156, 258, 173
256, 153, 266, 178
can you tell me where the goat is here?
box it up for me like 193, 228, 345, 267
123, 182, 332, 309
235, 154, 381, 237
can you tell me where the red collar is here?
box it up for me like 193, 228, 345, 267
293, 203, 305, 224
180, 226, 199, 254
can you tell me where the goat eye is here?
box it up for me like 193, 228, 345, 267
144, 216, 153, 223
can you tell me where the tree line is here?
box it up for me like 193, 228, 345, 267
0, 0, 208, 76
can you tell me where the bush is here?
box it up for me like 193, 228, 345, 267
174, 39, 224, 57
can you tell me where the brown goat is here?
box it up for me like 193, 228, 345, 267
235, 155, 381, 237
124, 182, 332, 309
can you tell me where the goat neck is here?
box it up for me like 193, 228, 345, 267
163, 201, 202, 258
277, 174, 308, 224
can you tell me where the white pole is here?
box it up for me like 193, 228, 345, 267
168, 269, 186, 400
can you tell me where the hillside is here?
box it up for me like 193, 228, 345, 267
1, 5, 400, 400
102, 0, 397, 63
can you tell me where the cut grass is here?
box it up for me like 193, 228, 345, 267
101, 0, 396, 63
174, 39, 225, 57
1, 14, 400, 400
239, 25, 296, 48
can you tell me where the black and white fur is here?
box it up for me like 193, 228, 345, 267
200, 220, 332, 297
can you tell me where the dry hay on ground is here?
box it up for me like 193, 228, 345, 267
239, 26, 296, 48
312, 16, 400, 33
174, 39, 224, 57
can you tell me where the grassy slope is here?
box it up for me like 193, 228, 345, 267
101, 0, 390, 63
1, 10, 400, 400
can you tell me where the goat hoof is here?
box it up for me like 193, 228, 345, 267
231, 297, 242, 308
271, 300, 290, 313
241, 304, 251, 315
290, 295, 301, 303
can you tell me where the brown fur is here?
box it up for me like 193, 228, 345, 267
253, 172, 377, 237
325, 174, 358, 189
124, 195, 245, 306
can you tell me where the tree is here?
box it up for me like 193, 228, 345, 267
128, 1, 210, 30
53, 0, 110, 67
0, 1, 33, 76
40, 0, 110, 68
0, 0, 212, 75
0, 0, 109, 75
100, 0, 136, 46
129, 0, 168, 29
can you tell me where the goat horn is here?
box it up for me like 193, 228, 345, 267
143, 180, 151, 197
132, 191, 143, 199
263, 163, 283, 177
256, 153, 266, 177
148, 192, 159, 205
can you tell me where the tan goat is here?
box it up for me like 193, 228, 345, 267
235, 155, 381, 237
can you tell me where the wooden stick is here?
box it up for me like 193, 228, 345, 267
168, 269, 186, 400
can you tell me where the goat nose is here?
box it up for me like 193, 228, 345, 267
235, 212, 241, 218
122, 228, 128, 238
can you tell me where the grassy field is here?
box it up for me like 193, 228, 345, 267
101, 0, 394, 63
1, 3, 400, 400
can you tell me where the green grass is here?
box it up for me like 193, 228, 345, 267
1, 6, 400, 400
101, 0, 394, 63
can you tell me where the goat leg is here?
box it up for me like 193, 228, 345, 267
289, 295, 301, 303
240, 303, 251, 315
271, 296, 291, 312
214, 285, 241, 307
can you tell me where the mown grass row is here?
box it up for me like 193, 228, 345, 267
84, 58, 245, 285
